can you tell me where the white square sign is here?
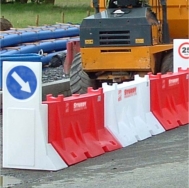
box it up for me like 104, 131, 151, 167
173, 39, 189, 73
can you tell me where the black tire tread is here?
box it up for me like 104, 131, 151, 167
161, 51, 173, 74
70, 53, 96, 94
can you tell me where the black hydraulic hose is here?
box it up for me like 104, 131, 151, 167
93, 0, 99, 13
160, 0, 170, 43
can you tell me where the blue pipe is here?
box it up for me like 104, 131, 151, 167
0, 26, 80, 48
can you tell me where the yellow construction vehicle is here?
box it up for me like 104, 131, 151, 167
67, 0, 188, 94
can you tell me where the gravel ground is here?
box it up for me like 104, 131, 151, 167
42, 65, 65, 84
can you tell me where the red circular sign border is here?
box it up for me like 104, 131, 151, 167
178, 42, 189, 59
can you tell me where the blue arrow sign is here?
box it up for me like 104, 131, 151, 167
6, 66, 37, 100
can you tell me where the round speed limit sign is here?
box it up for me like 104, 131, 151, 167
178, 42, 189, 59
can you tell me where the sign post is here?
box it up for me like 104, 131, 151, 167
173, 39, 189, 72
3, 61, 67, 171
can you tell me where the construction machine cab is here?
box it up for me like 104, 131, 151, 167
68, 0, 188, 94
93, 0, 146, 12
109, 0, 144, 8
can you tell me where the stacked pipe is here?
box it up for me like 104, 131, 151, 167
0, 23, 80, 90
0, 23, 80, 65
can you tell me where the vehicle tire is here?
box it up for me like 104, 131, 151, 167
70, 53, 97, 94
161, 50, 173, 74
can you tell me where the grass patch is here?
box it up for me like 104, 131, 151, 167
55, 0, 90, 7
1, 0, 94, 28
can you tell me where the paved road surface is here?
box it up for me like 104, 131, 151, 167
0, 116, 188, 188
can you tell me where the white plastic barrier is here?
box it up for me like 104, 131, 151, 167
3, 61, 67, 171
103, 83, 138, 147
134, 75, 165, 135
116, 79, 152, 141
103, 75, 165, 147
173, 39, 189, 72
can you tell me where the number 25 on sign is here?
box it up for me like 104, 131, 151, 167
178, 42, 189, 59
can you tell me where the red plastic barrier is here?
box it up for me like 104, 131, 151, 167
149, 71, 189, 130
176, 68, 189, 124
43, 88, 121, 166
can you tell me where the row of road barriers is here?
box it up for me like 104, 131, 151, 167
44, 90, 122, 166
103, 75, 165, 147
2, 39, 189, 171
